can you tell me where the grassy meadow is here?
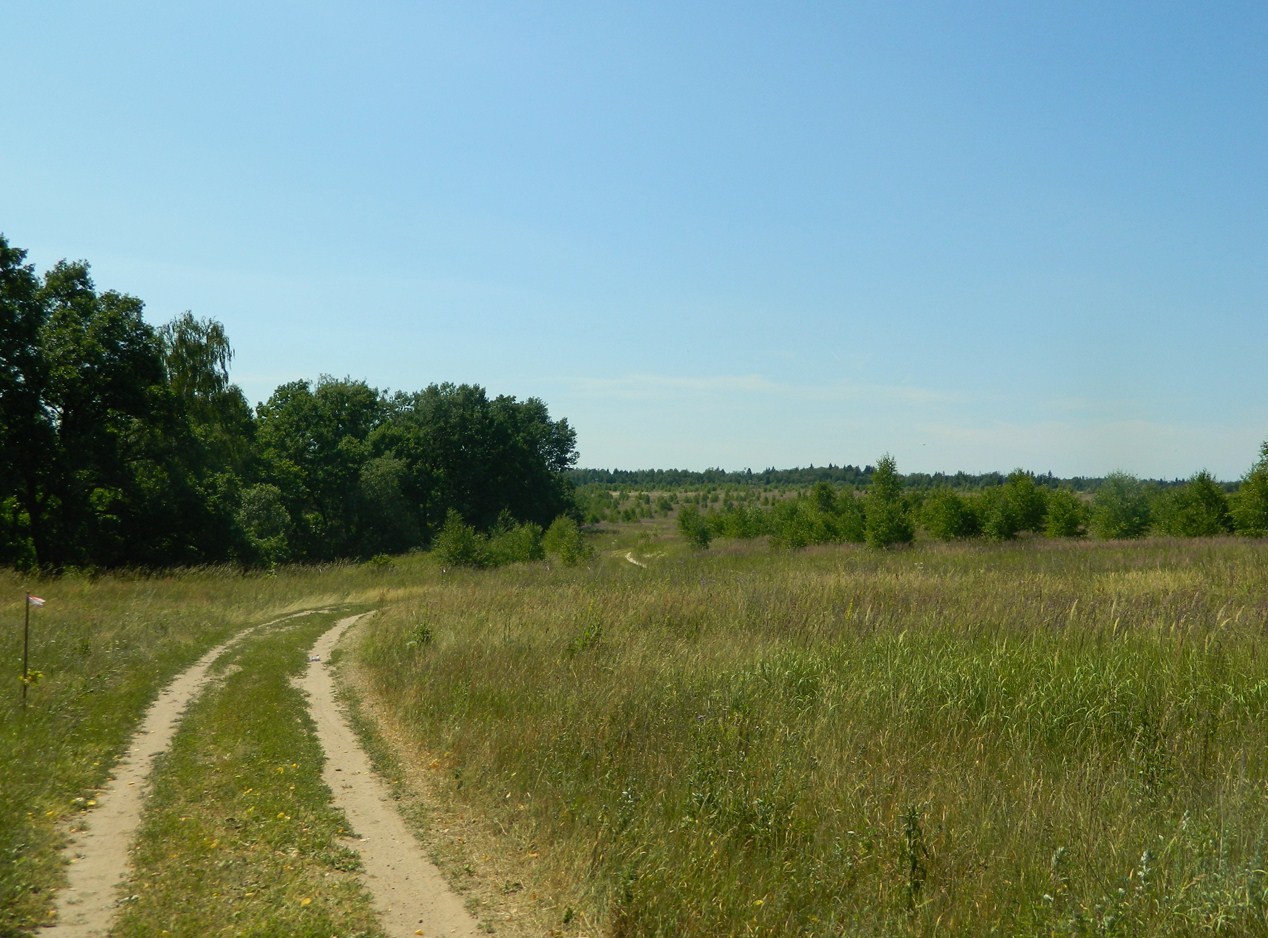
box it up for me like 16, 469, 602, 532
356, 529, 1268, 936
4, 530, 1268, 936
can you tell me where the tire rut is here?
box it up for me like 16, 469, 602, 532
47, 610, 317, 936
296, 613, 482, 938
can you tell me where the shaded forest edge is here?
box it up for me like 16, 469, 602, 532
1, 234, 578, 569
6, 233, 1268, 569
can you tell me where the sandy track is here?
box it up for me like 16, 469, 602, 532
47, 611, 315, 936
47, 608, 481, 938
297, 613, 482, 938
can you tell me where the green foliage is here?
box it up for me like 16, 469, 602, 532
765, 483, 865, 550
486, 513, 545, 565
975, 486, 1023, 541
972, 471, 1048, 542
1003, 469, 1048, 532
255, 376, 386, 560
1231, 442, 1268, 536
864, 455, 913, 549
920, 487, 979, 540
432, 510, 489, 568
677, 505, 713, 549
543, 516, 593, 566
1090, 472, 1152, 539
0, 234, 581, 568
373, 383, 578, 537
708, 502, 771, 539
235, 482, 292, 566
1044, 488, 1088, 538
1152, 470, 1233, 537
356, 454, 421, 556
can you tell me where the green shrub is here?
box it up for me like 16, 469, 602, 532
708, 503, 770, 539
677, 506, 713, 550
543, 516, 593, 565
976, 486, 1022, 541
920, 487, 979, 540
487, 519, 545, 565
864, 455, 913, 549
1152, 470, 1232, 537
1090, 472, 1151, 539
1232, 443, 1268, 536
1043, 488, 1087, 537
432, 510, 489, 567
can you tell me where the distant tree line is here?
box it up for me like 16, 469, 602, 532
569, 464, 1202, 493
1, 235, 579, 569
682, 456, 1268, 550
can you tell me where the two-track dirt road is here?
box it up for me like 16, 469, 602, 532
47, 611, 481, 938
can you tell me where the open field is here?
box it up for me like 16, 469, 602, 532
5, 533, 1268, 936
357, 531, 1268, 936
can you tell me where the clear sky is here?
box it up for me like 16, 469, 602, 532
4, 2, 1266, 479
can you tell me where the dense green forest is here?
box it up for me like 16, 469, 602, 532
0, 235, 578, 569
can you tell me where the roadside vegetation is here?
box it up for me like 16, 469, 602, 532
1, 233, 579, 571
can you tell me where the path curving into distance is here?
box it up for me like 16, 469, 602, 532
47, 610, 316, 936
297, 613, 482, 938
48, 609, 481, 938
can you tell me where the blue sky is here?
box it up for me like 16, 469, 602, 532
4, 2, 1266, 479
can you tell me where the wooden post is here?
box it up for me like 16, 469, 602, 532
22, 592, 31, 707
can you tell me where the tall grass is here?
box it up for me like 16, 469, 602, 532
357, 537, 1268, 936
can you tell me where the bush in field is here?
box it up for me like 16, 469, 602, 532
1004, 469, 1048, 532
486, 512, 545, 564
432, 510, 489, 567
1090, 472, 1151, 539
1153, 470, 1233, 537
920, 487, 979, 540
973, 470, 1048, 541
543, 515, 593, 565
1232, 442, 1268, 536
1044, 488, 1087, 537
769, 484, 865, 550
770, 499, 831, 550
830, 488, 867, 543
864, 455, 913, 549
677, 505, 713, 549
708, 503, 770, 539
975, 486, 1023, 541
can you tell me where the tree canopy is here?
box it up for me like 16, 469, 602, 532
0, 234, 579, 569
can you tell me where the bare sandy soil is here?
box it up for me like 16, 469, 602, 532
297, 613, 482, 938
45, 610, 485, 938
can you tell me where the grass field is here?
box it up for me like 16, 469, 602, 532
356, 531, 1268, 936
5, 533, 1268, 936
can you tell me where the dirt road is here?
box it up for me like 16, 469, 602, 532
297, 614, 481, 937
47, 610, 481, 938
